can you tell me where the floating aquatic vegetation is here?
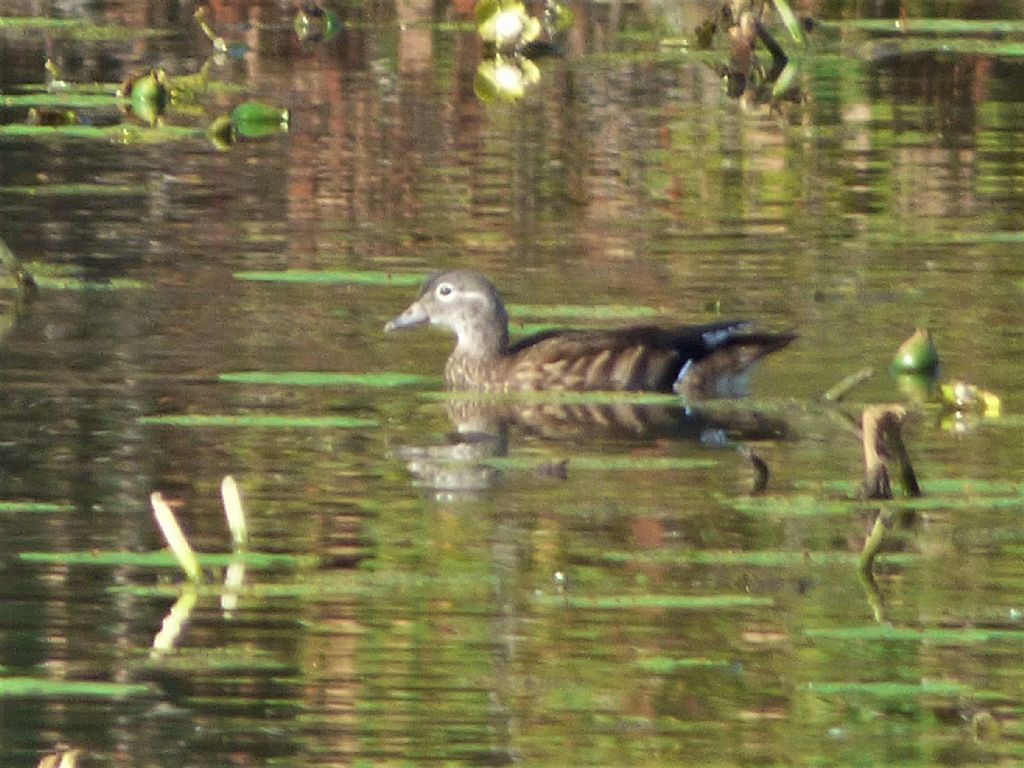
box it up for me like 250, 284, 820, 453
805, 625, 1024, 645
472, 0, 573, 102
294, 5, 342, 43
230, 101, 290, 137
941, 381, 1000, 417
834, 18, 1024, 36
6, 55, 280, 155
0, 677, 153, 699
207, 115, 235, 150
194, 7, 250, 59
483, 455, 717, 471
234, 269, 425, 285
121, 69, 170, 125
138, 414, 378, 428
18, 550, 310, 569
682, 0, 808, 109
633, 657, 735, 673
166, 61, 213, 105
207, 102, 290, 149
0, 501, 73, 513
533, 593, 773, 609
891, 328, 939, 375
0, 16, 163, 40
0, 92, 119, 108
0, 183, 145, 197
0, 260, 148, 291
26, 107, 80, 126
804, 680, 971, 699
476, 0, 541, 50
593, 548, 917, 567
219, 371, 437, 388
893, 371, 938, 403
474, 57, 541, 102
0, 122, 202, 144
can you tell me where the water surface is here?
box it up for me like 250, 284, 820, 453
1, 1, 1024, 766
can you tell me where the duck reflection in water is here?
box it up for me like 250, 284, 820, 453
385, 271, 796, 496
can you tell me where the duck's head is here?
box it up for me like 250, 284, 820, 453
384, 270, 509, 357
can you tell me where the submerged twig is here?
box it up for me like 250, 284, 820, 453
738, 445, 769, 494
0, 234, 37, 292
823, 367, 875, 403
856, 513, 887, 622
861, 405, 920, 500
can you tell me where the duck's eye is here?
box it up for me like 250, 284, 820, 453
437, 283, 454, 299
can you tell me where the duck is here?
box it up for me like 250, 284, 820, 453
384, 270, 796, 396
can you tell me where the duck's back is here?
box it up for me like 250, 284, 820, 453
491, 320, 792, 394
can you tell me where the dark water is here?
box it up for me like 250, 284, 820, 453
1, 1, 1024, 766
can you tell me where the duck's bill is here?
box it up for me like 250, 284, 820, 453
384, 302, 429, 332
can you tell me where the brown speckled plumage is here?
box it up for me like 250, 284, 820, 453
384, 271, 795, 396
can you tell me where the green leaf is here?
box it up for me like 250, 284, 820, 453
772, 0, 805, 44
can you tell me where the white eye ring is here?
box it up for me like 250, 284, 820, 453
436, 283, 454, 299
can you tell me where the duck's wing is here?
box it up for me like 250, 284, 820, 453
505, 321, 794, 393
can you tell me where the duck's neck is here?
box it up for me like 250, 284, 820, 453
445, 314, 509, 390
453, 313, 509, 362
